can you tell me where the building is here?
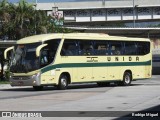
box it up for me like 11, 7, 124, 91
33, 0, 160, 74
34, 0, 160, 37
35, 0, 160, 27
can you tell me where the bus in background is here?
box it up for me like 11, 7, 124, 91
4, 33, 152, 90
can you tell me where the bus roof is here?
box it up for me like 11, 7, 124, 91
17, 33, 150, 44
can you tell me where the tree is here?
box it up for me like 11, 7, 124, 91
0, 0, 74, 81
0, 0, 74, 40
48, 11, 74, 33
0, 0, 10, 80
10, 0, 35, 39
0, 0, 11, 39
35, 10, 48, 34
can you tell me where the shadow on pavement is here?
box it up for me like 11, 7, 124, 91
0, 83, 107, 92
0, 82, 143, 92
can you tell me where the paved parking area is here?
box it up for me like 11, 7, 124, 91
0, 75, 160, 120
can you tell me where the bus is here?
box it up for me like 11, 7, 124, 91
4, 33, 152, 90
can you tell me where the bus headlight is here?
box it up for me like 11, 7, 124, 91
32, 72, 41, 85
10, 75, 12, 79
9, 73, 14, 79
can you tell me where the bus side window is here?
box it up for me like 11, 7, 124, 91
125, 42, 137, 55
96, 45, 107, 55
66, 45, 77, 55
137, 42, 150, 55
40, 49, 49, 66
109, 41, 122, 55
94, 41, 108, 55
61, 40, 78, 56
111, 46, 115, 55
78, 40, 93, 55
83, 45, 93, 55
44, 39, 60, 64
111, 46, 121, 55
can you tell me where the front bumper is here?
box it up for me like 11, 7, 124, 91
10, 74, 41, 86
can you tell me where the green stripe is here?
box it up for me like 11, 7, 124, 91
41, 60, 151, 74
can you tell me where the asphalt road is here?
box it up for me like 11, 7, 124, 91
0, 75, 160, 120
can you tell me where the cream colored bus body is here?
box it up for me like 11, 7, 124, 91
6, 33, 152, 88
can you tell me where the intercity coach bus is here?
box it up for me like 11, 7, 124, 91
4, 33, 152, 90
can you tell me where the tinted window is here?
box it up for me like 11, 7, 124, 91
94, 41, 108, 55
124, 42, 137, 55
109, 41, 123, 55
61, 39, 150, 56
78, 40, 94, 55
137, 42, 150, 55
124, 41, 150, 55
42, 39, 60, 66
61, 40, 78, 56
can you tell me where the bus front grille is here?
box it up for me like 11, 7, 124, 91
12, 76, 31, 80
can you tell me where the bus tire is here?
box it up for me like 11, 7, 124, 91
33, 86, 43, 91
58, 74, 68, 90
121, 72, 132, 86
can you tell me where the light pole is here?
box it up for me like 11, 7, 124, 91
133, 0, 135, 28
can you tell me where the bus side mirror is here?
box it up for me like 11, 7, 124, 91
36, 44, 48, 57
4, 46, 14, 60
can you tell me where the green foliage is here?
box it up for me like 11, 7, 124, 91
0, 80, 10, 84
4, 70, 10, 80
0, 0, 74, 40
0, 0, 76, 80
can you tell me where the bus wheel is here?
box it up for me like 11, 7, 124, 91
58, 74, 68, 90
121, 72, 132, 86
33, 86, 43, 91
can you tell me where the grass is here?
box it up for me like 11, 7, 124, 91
0, 80, 10, 84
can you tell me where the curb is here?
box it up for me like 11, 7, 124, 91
0, 84, 12, 89
0, 84, 31, 89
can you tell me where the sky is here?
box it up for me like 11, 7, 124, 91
8, 0, 99, 3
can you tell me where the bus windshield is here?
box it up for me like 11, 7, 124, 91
10, 39, 61, 73
10, 43, 41, 73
